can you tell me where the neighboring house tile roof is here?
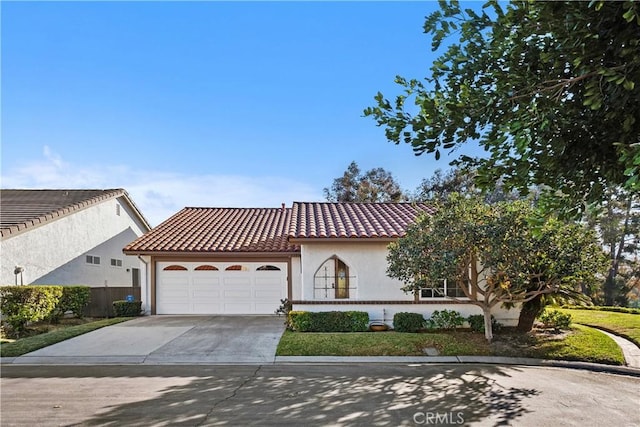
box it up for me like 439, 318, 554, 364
0, 189, 150, 239
289, 202, 434, 239
123, 207, 298, 254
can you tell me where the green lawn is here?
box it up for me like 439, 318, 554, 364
0, 317, 131, 357
558, 308, 640, 347
512, 324, 625, 365
277, 330, 491, 356
276, 326, 625, 365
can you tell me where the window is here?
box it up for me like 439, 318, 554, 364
110, 258, 123, 267
163, 265, 187, 271
225, 265, 248, 271
256, 265, 280, 271
86, 255, 100, 265
195, 265, 219, 271
313, 256, 353, 299
420, 279, 468, 299
116, 204, 121, 216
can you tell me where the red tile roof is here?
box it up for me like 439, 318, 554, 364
289, 202, 434, 239
124, 207, 298, 254
0, 189, 150, 239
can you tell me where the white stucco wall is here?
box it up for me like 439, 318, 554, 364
296, 241, 520, 326
0, 197, 148, 289
299, 241, 410, 300
290, 255, 302, 300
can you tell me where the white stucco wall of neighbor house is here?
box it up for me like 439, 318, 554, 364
0, 197, 148, 290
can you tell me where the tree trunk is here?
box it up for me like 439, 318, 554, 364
483, 307, 493, 342
517, 294, 543, 332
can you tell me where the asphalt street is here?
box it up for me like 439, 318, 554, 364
1, 363, 639, 426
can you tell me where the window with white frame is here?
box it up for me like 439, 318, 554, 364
110, 258, 123, 267
86, 255, 101, 265
420, 279, 468, 299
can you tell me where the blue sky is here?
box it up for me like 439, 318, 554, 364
2, 1, 477, 226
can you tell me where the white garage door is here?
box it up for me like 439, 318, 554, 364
156, 262, 287, 314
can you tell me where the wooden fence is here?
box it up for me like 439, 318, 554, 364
85, 287, 141, 318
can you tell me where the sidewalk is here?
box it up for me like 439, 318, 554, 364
591, 328, 640, 368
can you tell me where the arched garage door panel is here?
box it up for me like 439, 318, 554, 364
156, 262, 286, 314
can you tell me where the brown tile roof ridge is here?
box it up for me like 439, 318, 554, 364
0, 189, 150, 239
289, 201, 434, 239
124, 206, 299, 254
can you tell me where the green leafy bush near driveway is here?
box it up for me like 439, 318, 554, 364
49, 286, 91, 321
113, 300, 143, 317
288, 311, 369, 332
0, 286, 63, 336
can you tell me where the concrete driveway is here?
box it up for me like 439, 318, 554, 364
11, 316, 286, 365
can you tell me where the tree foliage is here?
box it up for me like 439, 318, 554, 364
586, 188, 639, 306
386, 195, 607, 341
324, 161, 406, 202
414, 166, 521, 204
365, 0, 640, 213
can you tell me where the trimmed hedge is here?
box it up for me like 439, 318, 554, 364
288, 310, 369, 332
0, 286, 63, 335
49, 286, 91, 321
113, 300, 143, 317
393, 312, 425, 332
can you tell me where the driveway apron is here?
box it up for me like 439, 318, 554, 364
11, 316, 285, 365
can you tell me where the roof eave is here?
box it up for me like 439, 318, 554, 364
288, 237, 400, 244
122, 250, 300, 257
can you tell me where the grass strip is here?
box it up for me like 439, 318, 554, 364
0, 317, 131, 357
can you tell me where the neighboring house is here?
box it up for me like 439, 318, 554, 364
124, 202, 519, 325
0, 189, 151, 298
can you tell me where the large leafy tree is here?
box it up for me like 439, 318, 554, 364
387, 195, 607, 341
414, 165, 521, 203
586, 188, 639, 306
324, 161, 406, 202
365, 1, 640, 213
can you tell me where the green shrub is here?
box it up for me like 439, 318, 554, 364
0, 286, 63, 336
288, 311, 313, 331
288, 311, 369, 332
467, 314, 502, 333
427, 309, 465, 330
393, 312, 426, 332
113, 300, 142, 317
49, 286, 91, 321
538, 309, 572, 330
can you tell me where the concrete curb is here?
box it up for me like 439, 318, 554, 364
274, 355, 640, 377
3, 355, 639, 377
